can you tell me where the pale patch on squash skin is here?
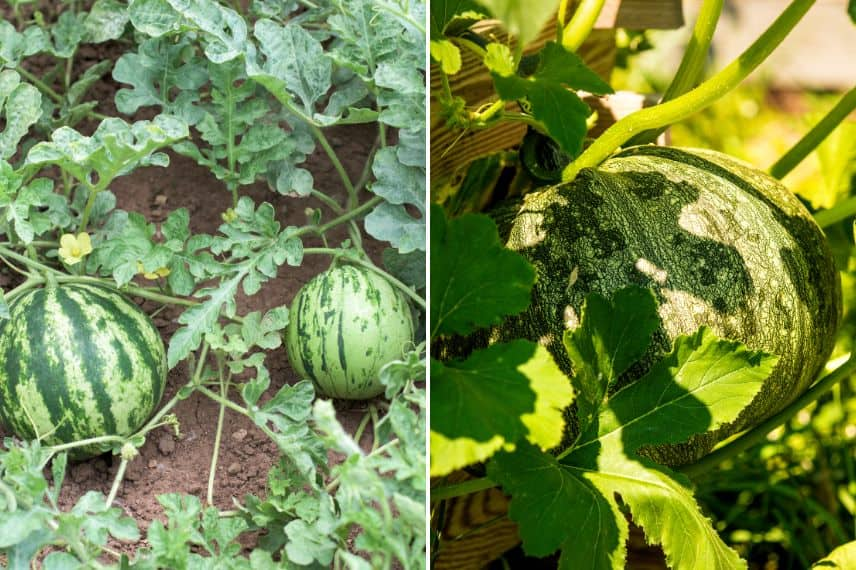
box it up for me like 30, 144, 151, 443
496, 146, 841, 465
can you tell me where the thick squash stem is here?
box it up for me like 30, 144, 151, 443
627, 0, 725, 146
562, 0, 816, 182
770, 85, 856, 180
680, 354, 856, 480
560, 0, 607, 52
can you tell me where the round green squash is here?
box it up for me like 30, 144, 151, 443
499, 146, 841, 465
0, 283, 167, 458
286, 263, 415, 400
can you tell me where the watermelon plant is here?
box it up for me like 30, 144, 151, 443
430, 0, 855, 567
0, 0, 426, 567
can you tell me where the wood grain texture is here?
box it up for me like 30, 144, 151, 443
595, 0, 684, 29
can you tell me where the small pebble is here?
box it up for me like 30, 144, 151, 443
148, 459, 157, 469
227, 462, 241, 476
157, 434, 176, 456
231, 429, 248, 442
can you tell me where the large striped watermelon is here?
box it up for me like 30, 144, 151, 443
0, 282, 166, 457
286, 263, 415, 399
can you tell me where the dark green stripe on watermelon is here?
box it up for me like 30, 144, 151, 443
286, 264, 415, 400
0, 283, 167, 458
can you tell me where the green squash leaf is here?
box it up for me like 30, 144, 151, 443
488, 442, 627, 568
0, 22, 49, 68
488, 288, 776, 568
113, 36, 208, 125
128, 0, 183, 37
25, 114, 188, 190
247, 19, 331, 115
430, 39, 462, 74
573, 327, 777, 454
536, 42, 613, 95
813, 540, 856, 568
476, 0, 557, 48
430, 0, 485, 36
430, 205, 534, 337
430, 341, 572, 476
563, 286, 660, 433
364, 146, 426, 254
492, 42, 610, 158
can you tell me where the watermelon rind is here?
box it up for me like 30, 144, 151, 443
0, 283, 167, 457
286, 264, 415, 400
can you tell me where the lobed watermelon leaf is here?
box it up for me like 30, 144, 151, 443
112, 36, 208, 125
0, 70, 42, 161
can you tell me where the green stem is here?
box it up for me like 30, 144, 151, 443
561, 0, 607, 52
303, 247, 425, 309
627, 0, 725, 145
770, 85, 856, 179
369, 403, 380, 453
680, 355, 856, 480
16, 66, 63, 103
47, 434, 124, 454
207, 355, 228, 505
0, 246, 63, 277
310, 124, 356, 207
813, 195, 856, 228
104, 458, 128, 508
197, 385, 251, 418
312, 195, 383, 235
0, 241, 59, 248
78, 183, 102, 233
431, 476, 497, 502
4, 278, 41, 302
562, 0, 816, 182
353, 409, 372, 446
311, 189, 345, 214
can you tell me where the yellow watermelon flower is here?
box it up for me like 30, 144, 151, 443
136, 261, 171, 280
221, 208, 238, 223
58, 233, 92, 265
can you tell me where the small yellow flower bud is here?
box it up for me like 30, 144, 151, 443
137, 261, 171, 280
221, 208, 238, 223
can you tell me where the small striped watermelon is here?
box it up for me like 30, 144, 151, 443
0, 282, 166, 457
286, 263, 414, 399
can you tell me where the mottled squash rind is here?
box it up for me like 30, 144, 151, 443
500, 146, 841, 465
